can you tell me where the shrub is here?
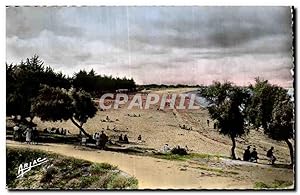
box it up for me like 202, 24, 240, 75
171, 147, 188, 155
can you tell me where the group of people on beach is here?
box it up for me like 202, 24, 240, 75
92, 131, 108, 149
13, 124, 39, 144
118, 134, 129, 144
162, 144, 189, 153
179, 124, 193, 131
43, 127, 68, 135
243, 146, 276, 165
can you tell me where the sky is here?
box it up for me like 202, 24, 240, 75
6, 6, 293, 87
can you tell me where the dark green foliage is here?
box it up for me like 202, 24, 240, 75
71, 89, 97, 124
31, 85, 97, 137
247, 78, 294, 164
72, 69, 136, 95
7, 56, 138, 119
246, 77, 290, 131
254, 180, 293, 189
31, 85, 73, 121
6, 55, 71, 117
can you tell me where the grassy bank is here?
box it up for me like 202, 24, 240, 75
7, 147, 138, 190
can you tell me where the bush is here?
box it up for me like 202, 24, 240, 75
107, 175, 138, 189
40, 166, 58, 183
171, 147, 188, 155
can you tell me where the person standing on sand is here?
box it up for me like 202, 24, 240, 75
95, 133, 100, 147
119, 134, 123, 142
250, 148, 259, 163
24, 127, 32, 144
243, 146, 251, 161
13, 124, 20, 141
99, 131, 108, 149
32, 127, 39, 145
267, 146, 276, 165
207, 119, 210, 127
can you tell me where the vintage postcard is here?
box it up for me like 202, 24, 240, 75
6, 6, 295, 190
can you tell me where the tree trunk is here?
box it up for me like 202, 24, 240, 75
70, 117, 91, 139
285, 139, 294, 165
231, 135, 237, 160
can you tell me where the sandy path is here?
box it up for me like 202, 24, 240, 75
7, 140, 251, 189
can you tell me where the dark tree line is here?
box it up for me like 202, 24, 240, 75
6, 55, 136, 137
73, 69, 136, 96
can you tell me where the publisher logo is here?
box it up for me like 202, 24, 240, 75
17, 157, 48, 178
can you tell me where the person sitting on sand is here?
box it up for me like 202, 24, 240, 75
81, 137, 87, 146
243, 146, 251, 161
32, 127, 39, 145
43, 128, 48, 133
267, 146, 276, 165
185, 145, 189, 151
163, 144, 170, 153
138, 135, 142, 141
60, 128, 64, 135
95, 133, 100, 146
123, 134, 129, 144
119, 134, 123, 142
250, 148, 259, 163
93, 132, 97, 140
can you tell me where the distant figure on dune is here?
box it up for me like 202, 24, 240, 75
138, 135, 142, 141
123, 134, 129, 144
207, 119, 210, 127
213, 123, 217, 129
250, 148, 259, 163
119, 134, 123, 142
267, 146, 277, 165
243, 146, 251, 161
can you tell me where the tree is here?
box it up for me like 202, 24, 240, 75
72, 69, 137, 95
201, 81, 250, 159
31, 85, 97, 138
6, 55, 71, 120
247, 78, 294, 164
